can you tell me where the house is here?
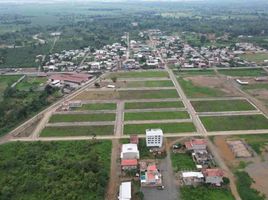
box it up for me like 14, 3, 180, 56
120, 144, 140, 160
140, 163, 162, 186
185, 139, 207, 151
182, 172, 204, 185
192, 150, 213, 166
146, 129, 163, 148
121, 159, 138, 170
202, 168, 224, 186
118, 182, 131, 200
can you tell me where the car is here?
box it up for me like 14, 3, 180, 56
157, 185, 165, 190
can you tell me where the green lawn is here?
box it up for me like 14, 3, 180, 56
75, 103, 117, 111
16, 76, 47, 91
181, 186, 235, 200
178, 78, 225, 98
124, 122, 196, 135
191, 100, 256, 112
125, 101, 184, 109
49, 113, 116, 123
0, 140, 111, 200
0, 75, 21, 100
41, 125, 114, 137
218, 68, 267, 77
171, 153, 196, 171
125, 80, 174, 87
124, 111, 189, 121
174, 69, 216, 76
108, 70, 169, 78
240, 53, 268, 64
231, 134, 268, 155
119, 89, 180, 99
201, 115, 268, 131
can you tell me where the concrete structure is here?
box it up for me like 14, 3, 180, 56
118, 182, 131, 200
185, 138, 207, 151
140, 163, 162, 187
146, 129, 163, 148
202, 168, 224, 186
120, 144, 140, 159
227, 140, 252, 158
182, 172, 204, 185
121, 159, 138, 170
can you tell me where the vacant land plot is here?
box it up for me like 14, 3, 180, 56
125, 80, 174, 88
41, 125, 114, 137
230, 134, 268, 155
16, 76, 47, 91
124, 122, 196, 135
219, 68, 267, 77
178, 77, 226, 98
75, 103, 117, 111
125, 101, 184, 109
124, 111, 189, 121
242, 83, 268, 90
73, 90, 180, 100
240, 53, 268, 64
0, 75, 21, 99
49, 113, 116, 123
171, 153, 196, 171
0, 141, 111, 199
181, 186, 235, 200
201, 115, 268, 131
191, 99, 256, 112
107, 70, 169, 78
175, 69, 216, 76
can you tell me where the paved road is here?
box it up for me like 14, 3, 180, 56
115, 101, 124, 137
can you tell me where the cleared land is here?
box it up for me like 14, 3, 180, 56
74, 89, 180, 100
16, 76, 47, 91
174, 69, 216, 76
41, 125, 114, 137
107, 70, 169, 78
124, 80, 174, 87
49, 113, 116, 123
171, 153, 196, 171
219, 68, 267, 77
191, 99, 256, 112
181, 186, 235, 200
0, 141, 111, 200
125, 101, 184, 109
124, 111, 189, 121
74, 103, 117, 111
124, 122, 196, 135
240, 53, 268, 64
201, 115, 268, 131
178, 78, 226, 98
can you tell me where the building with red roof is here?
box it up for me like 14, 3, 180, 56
202, 168, 224, 186
49, 73, 92, 88
185, 138, 207, 151
121, 159, 138, 170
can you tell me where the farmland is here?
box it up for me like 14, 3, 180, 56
218, 68, 267, 77
0, 140, 111, 200
191, 99, 256, 112
74, 103, 117, 111
240, 53, 268, 64
124, 80, 174, 88
40, 125, 114, 137
124, 111, 189, 121
107, 70, 169, 78
125, 101, 184, 109
200, 115, 268, 131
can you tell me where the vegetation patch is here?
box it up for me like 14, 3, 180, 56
124, 122, 196, 135
15, 76, 47, 91
75, 103, 116, 111
235, 171, 265, 200
125, 101, 184, 109
218, 68, 267, 77
171, 152, 196, 171
41, 125, 114, 137
0, 75, 21, 100
240, 53, 268, 64
191, 99, 256, 112
0, 140, 111, 200
124, 111, 189, 121
107, 70, 169, 78
178, 78, 225, 98
200, 115, 268, 131
125, 80, 174, 88
181, 186, 235, 200
49, 113, 116, 123
174, 69, 216, 76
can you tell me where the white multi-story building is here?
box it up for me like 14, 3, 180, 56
146, 129, 163, 148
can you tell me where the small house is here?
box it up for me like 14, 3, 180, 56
118, 182, 131, 200
202, 168, 224, 186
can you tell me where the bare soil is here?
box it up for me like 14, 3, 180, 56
73, 90, 120, 101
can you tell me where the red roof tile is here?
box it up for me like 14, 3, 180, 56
121, 159, 138, 166
203, 168, 224, 177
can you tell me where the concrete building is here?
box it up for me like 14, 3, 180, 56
118, 182, 131, 200
121, 159, 138, 171
120, 144, 140, 160
146, 129, 163, 148
202, 168, 224, 186
185, 138, 207, 151
182, 172, 204, 185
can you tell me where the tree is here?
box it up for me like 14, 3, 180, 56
111, 77, 117, 83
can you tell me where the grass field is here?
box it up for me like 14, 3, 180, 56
73, 89, 180, 100
49, 113, 116, 123
0, 140, 111, 199
181, 186, 235, 200
125, 101, 184, 109
174, 69, 216, 76
201, 115, 268, 131
0, 75, 21, 100
124, 111, 189, 121
191, 99, 256, 112
75, 103, 117, 111
230, 134, 268, 155
171, 153, 196, 171
240, 53, 268, 64
16, 76, 47, 91
124, 122, 196, 135
125, 80, 174, 87
178, 78, 225, 98
218, 68, 267, 77
41, 125, 114, 137
107, 71, 169, 78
